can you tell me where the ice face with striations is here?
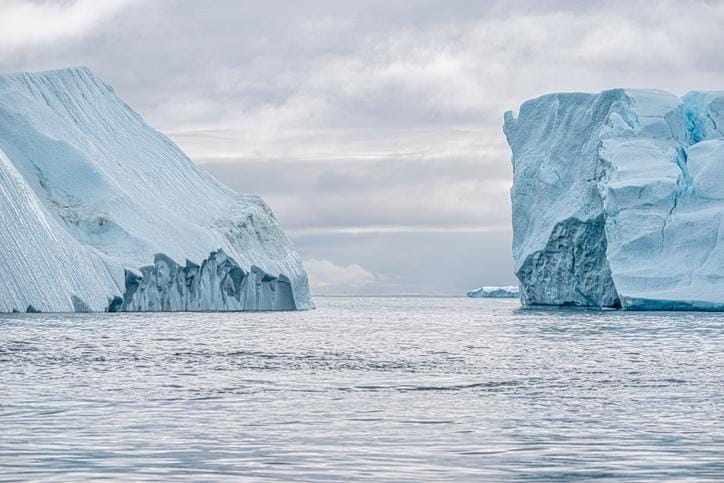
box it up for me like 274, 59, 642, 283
505, 88, 724, 310
467, 286, 519, 298
0, 67, 312, 312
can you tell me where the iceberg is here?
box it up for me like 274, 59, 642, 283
467, 286, 520, 298
0, 67, 312, 312
506, 88, 724, 310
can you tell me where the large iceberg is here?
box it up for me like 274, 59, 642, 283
467, 286, 519, 298
0, 67, 312, 312
506, 88, 724, 310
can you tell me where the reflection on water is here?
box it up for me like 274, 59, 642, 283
2, 297, 724, 480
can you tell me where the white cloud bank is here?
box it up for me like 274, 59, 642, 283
0, 0, 132, 56
304, 259, 377, 292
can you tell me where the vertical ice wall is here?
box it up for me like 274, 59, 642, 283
506, 89, 724, 310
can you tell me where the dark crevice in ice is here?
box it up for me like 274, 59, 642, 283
516, 216, 620, 308
661, 147, 693, 249
71, 295, 91, 313
107, 296, 123, 313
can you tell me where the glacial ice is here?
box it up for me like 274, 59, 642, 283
120, 250, 296, 312
0, 67, 312, 312
467, 286, 520, 298
505, 88, 724, 310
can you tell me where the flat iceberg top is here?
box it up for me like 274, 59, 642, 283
506, 88, 724, 310
0, 67, 312, 312
467, 286, 520, 298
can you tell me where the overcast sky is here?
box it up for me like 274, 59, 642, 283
2, 0, 724, 294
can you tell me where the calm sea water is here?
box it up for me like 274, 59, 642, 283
2, 296, 724, 481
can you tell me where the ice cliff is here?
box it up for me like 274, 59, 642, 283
467, 286, 519, 298
0, 67, 312, 312
506, 88, 724, 310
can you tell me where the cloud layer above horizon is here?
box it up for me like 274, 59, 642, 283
2, 0, 724, 294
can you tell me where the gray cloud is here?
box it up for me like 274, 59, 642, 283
2, 0, 724, 294
292, 230, 515, 295
201, 154, 510, 231
0, 0, 132, 56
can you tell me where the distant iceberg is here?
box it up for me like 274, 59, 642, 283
506, 88, 724, 310
0, 67, 312, 312
467, 286, 520, 298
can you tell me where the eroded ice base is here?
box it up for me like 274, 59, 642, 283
114, 250, 296, 312
515, 216, 620, 308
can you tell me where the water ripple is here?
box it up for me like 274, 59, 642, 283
3, 297, 724, 480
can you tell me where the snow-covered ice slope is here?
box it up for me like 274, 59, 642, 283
467, 286, 519, 298
505, 88, 724, 310
0, 67, 312, 312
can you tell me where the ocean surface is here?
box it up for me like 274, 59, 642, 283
2, 296, 724, 481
